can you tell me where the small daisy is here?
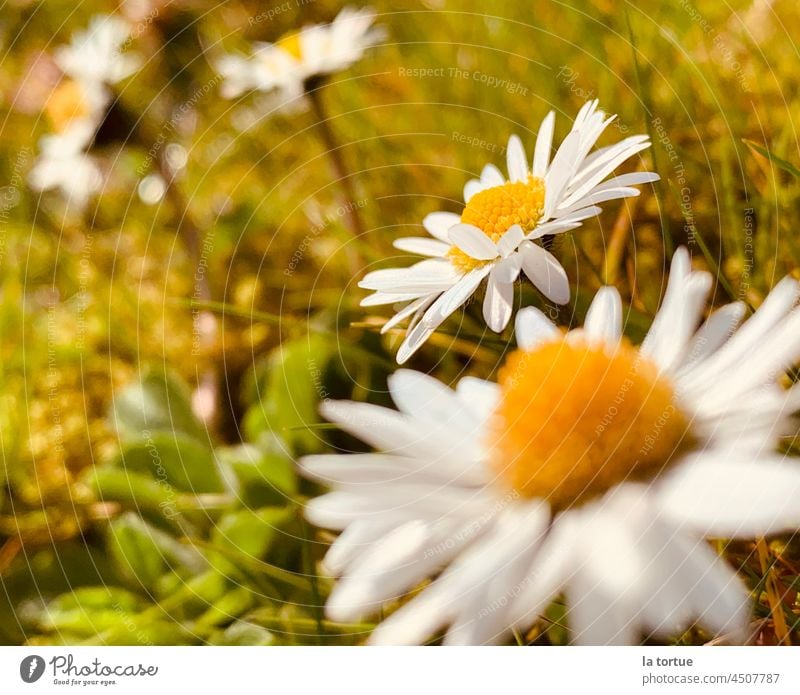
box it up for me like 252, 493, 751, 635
301, 248, 800, 645
361, 100, 660, 363
216, 7, 385, 101
28, 121, 103, 208
29, 15, 140, 207
54, 14, 141, 87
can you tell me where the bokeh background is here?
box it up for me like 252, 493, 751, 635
0, 0, 799, 645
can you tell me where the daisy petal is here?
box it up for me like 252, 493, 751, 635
520, 242, 570, 304
506, 134, 528, 182
463, 179, 483, 203
515, 306, 559, 350
532, 110, 555, 177
448, 224, 499, 260
585, 286, 622, 345
393, 237, 450, 257
480, 163, 505, 187
423, 211, 460, 242
657, 457, 800, 538
483, 274, 514, 332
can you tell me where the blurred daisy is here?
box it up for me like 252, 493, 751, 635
54, 14, 141, 87
28, 121, 103, 208
215, 7, 385, 101
302, 248, 800, 645
30, 15, 140, 208
361, 100, 659, 363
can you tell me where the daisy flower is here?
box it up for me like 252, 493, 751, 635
29, 15, 140, 207
301, 248, 800, 645
28, 121, 103, 208
216, 7, 385, 101
361, 100, 660, 363
54, 14, 141, 87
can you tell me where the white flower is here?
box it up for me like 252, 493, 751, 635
30, 15, 141, 209
301, 248, 800, 645
215, 7, 385, 100
361, 100, 660, 363
54, 14, 141, 87
28, 121, 103, 208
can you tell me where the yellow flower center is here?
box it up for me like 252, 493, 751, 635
45, 80, 92, 131
448, 176, 545, 273
489, 337, 692, 511
276, 31, 303, 60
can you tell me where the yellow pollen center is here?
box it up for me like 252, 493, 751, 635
489, 338, 692, 511
448, 176, 546, 273
45, 80, 91, 131
276, 32, 303, 60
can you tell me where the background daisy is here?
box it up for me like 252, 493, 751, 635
361, 100, 660, 363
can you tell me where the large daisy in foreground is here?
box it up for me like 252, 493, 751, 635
302, 248, 800, 645
361, 100, 659, 363
216, 7, 385, 102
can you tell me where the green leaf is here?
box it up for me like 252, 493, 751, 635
85, 466, 180, 517
216, 435, 297, 507
209, 507, 292, 572
212, 620, 275, 646
111, 368, 207, 443
243, 335, 334, 454
107, 513, 206, 585
193, 587, 255, 632
107, 514, 168, 586
114, 431, 225, 494
743, 139, 800, 178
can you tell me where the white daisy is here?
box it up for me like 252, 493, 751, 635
30, 15, 140, 208
54, 14, 141, 87
361, 100, 660, 363
28, 121, 103, 208
301, 247, 800, 645
215, 7, 385, 100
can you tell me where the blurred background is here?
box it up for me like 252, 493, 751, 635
0, 0, 798, 645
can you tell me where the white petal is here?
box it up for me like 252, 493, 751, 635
463, 179, 483, 203
483, 275, 514, 332
480, 163, 504, 187
491, 253, 523, 284
678, 302, 746, 374
557, 187, 641, 215
507, 512, 582, 630
532, 110, 555, 178
496, 224, 524, 258
393, 237, 450, 257
528, 206, 603, 240
657, 456, 800, 538
568, 574, 639, 645
455, 377, 501, 419
544, 130, 583, 217
506, 134, 528, 182
388, 369, 462, 423
379, 295, 436, 334
520, 242, 570, 304
396, 267, 491, 364
514, 306, 559, 350
423, 211, 461, 242
584, 286, 622, 345
680, 276, 800, 394
448, 224, 498, 260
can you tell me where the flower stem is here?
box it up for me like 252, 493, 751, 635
306, 84, 366, 270
755, 537, 791, 644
